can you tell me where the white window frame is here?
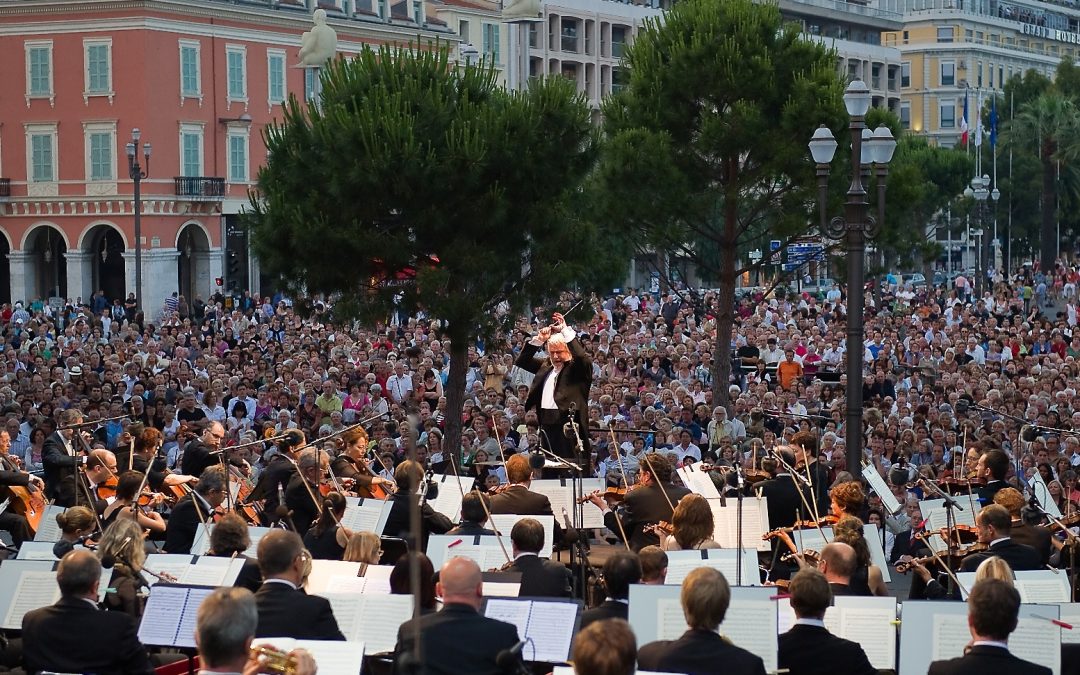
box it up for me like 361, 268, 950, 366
939, 100, 956, 129
83, 121, 118, 184
900, 102, 911, 129
482, 23, 501, 65
25, 123, 58, 196
179, 123, 205, 178
179, 40, 203, 104
25, 40, 55, 107
83, 38, 114, 104
226, 44, 248, 107
900, 61, 911, 88
226, 128, 250, 184
267, 49, 287, 106
940, 60, 955, 87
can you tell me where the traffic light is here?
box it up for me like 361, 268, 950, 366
227, 251, 242, 277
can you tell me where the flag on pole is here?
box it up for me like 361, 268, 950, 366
960, 93, 969, 146
973, 90, 983, 147
989, 95, 998, 149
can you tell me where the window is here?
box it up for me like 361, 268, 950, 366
26, 125, 57, 182
180, 126, 203, 177
940, 101, 956, 128
180, 41, 201, 97
226, 46, 247, 100
86, 128, 115, 181
412, 0, 424, 22
26, 41, 53, 99
459, 20, 471, 43
940, 61, 955, 86
268, 50, 286, 104
901, 62, 910, 88
900, 102, 911, 129
228, 133, 248, 183
937, 26, 954, 42
84, 40, 112, 95
483, 23, 501, 64
305, 68, 318, 101
977, 61, 983, 87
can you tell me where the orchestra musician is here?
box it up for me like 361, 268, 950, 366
993, 487, 1052, 566
331, 425, 395, 497
501, 518, 572, 598
180, 422, 225, 482
637, 567, 766, 675
975, 449, 1010, 506
586, 454, 690, 552
98, 519, 150, 620
573, 619, 638, 675
248, 429, 305, 525
0, 427, 46, 545
75, 449, 117, 516
756, 447, 806, 531
579, 551, 641, 629
163, 466, 228, 554
515, 312, 592, 461
101, 470, 166, 535
119, 427, 195, 493
959, 504, 1042, 572
791, 430, 829, 513
829, 482, 867, 522
21, 550, 154, 675
302, 491, 351, 560
488, 453, 564, 542
254, 530, 345, 640
195, 587, 317, 675
446, 491, 497, 536
779, 569, 876, 675
206, 512, 263, 592
284, 448, 329, 536
42, 409, 88, 506
383, 459, 453, 550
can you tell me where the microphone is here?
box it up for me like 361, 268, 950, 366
495, 640, 527, 673
424, 470, 439, 501
528, 450, 546, 471
53, 535, 91, 559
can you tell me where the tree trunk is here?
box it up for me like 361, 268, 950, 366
1041, 154, 1057, 270
712, 192, 738, 411
443, 339, 468, 468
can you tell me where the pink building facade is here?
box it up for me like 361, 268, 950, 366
0, 0, 448, 312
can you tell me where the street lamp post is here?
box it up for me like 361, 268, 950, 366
964, 174, 994, 296
126, 129, 151, 314
809, 80, 896, 478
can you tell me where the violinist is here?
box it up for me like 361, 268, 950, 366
163, 466, 228, 554
285, 448, 329, 535
446, 491, 497, 537
80, 449, 117, 516
792, 430, 829, 513
382, 460, 453, 550
975, 449, 1010, 506
248, 429, 305, 525
586, 453, 690, 552
122, 427, 194, 493
100, 470, 166, 535
829, 481, 866, 522
660, 493, 721, 551
206, 512, 262, 592
960, 504, 1042, 572
0, 428, 45, 545
491, 453, 565, 543
757, 447, 804, 530
302, 492, 351, 560
181, 422, 225, 483
98, 519, 150, 619
53, 506, 97, 558
330, 426, 394, 498
993, 487, 1052, 565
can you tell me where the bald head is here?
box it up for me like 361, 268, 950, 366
437, 557, 483, 609
820, 542, 856, 583
57, 549, 101, 598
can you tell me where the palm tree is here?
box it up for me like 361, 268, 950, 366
1009, 92, 1080, 269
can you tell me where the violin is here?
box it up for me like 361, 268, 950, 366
351, 456, 390, 500
643, 520, 673, 538
578, 486, 636, 504
768, 516, 838, 531
96, 477, 163, 508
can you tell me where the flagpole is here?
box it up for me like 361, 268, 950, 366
1008, 91, 1013, 279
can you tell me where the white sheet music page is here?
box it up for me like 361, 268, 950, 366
657, 598, 689, 641
1011, 616, 1062, 673
3, 570, 59, 630
31, 505, 64, 542
356, 595, 413, 654
1016, 577, 1070, 603
296, 639, 366, 675
930, 614, 969, 662
526, 601, 579, 663
485, 598, 531, 641
837, 606, 897, 670
175, 587, 214, 649
722, 599, 778, 673
137, 585, 187, 646
1059, 603, 1080, 644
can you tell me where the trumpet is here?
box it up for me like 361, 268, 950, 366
250, 645, 299, 674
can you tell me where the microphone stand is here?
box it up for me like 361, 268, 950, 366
565, 405, 590, 600
918, 477, 964, 598
734, 462, 745, 586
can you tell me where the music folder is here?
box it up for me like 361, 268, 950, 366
482, 596, 582, 663
137, 584, 215, 649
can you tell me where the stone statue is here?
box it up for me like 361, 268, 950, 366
299, 9, 338, 67
502, 0, 543, 22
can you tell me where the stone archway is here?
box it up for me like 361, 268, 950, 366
177, 223, 212, 303
84, 224, 127, 305
0, 231, 10, 304
26, 225, 67, 301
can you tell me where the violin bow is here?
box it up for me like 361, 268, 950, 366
472, 488, 512, 564
605, 426, 632, 551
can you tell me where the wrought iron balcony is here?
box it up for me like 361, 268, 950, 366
0, 179, 10, 198
174, 176, 226, 199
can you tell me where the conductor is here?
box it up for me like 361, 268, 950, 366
516, 312, 592, 462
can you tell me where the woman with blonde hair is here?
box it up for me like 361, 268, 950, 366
343, 531, 383, 564
98, 519, 148, 619
833, 515, 888, 597
975, 556, 1015, 585
662, 494, 720, 551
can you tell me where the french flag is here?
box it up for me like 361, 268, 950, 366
959, 93, 969, 146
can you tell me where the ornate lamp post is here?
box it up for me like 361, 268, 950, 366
809, 80, 896, 477
126, 129, 151, 313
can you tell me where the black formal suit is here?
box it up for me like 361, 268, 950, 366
1011, 522, 1052, 565
0, 458, 36, 545
889, 528, 930, 565
254, 581, 345, 640
829, 582, 854, 596
638, 628, 766, 675
778, 623, 876, 675
394, 603, 520, 674
163, 492, 209, 554
231, 556, 263, 592
928, 644, 1051, 675
579, 599, 628, 630
606, 482, 691, 552
41, 430, 78, 503
383, 491, 453, 550
757, 473, 805, 530
489, 484, 566, 545
960, 538, 1042, 572
285, 473, 321, 536
22, 596, 154, 674
516, 332, 593, 458
508, 553, 572, 597
249, 454, 297, 525
180, 438, 215, 479
446, 521, 497, 536
977, 479, 1008, 507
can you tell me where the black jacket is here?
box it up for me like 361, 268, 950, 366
960, 538, 1042, 572
928, 644, 1051, 675
42, 431, 78, 503
163, 493, 209, 554
778, 623, 876, 675
758, 474, 805, 530
254, 581, 345, 640
22, 597, 154, 674
446, 521, 497, 537
489, 484, 566, 545
383, 491, 454, 550
285, 473, 322, 536
516, 335, 593, 456
605, 482, 690, 552
394, 603, 519, 675
1011, 522, 1052, 565
579, 599, 628, 630
180, 438, 216, 480
509, 554, 572, 597
638, 628, 767, 675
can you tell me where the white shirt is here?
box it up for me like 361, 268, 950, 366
541, 364, 562, 410
386, 373, 414, 404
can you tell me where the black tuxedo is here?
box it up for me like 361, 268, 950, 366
163, 493, 209, 554
394, 603, 520, 674
254, 581, 345, 640
779, 623, 875, 675
606, 482, 691, 552
758, 474, 805, 530
22, 596, 154, 674
1011, 522, 1052, 565
889, 528, 930, 565
285, 474, 321, 536
516, 335, 592, 458
489, 484, 565, 545
960, 538, 1042, 572
180, 438, 215, 479
383, 491, 453, 550
446, 521, 497, 536
638, 628, 766, 675
977, 479, 1008, 507
928, 643, 1051, 675
509, 554, 572, 597
579, 599, 628, 630
41, 430, 78, 503
249, 454, 297, 524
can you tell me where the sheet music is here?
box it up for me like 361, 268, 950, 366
340, 501, 389, 534
663, 549, 758, 586
426, 535, 510, 572
489, 515, 555, 558
722, 599, 778, 674
355, 594, 413, 654
483, 581, 521, 597
454, 544, 511, 571
930, 614, 969, 662
3, 571, 59, 629
526, 601, 579, 663
777, 599, 796, 634
328, 575, 368, 594
15, 542, 60, 561
175, 587, 214, 649
838, 606, 897, 670
862, 464, 901, 514
31, 505, 65, 542
529, 479, 605, 529
484, 598, 532, 641
925, 503, 978, 532
180, 564, 229, 587
362, 565, 393, 595
677, 466, 721, 500
323, 593, 362, 644
297, 640, 366, 675
191, 524, 268, 557
306, 560, 365, 595
1011, 616, 1062, 673
144, 554, 196, 586
425, 477, 467, 522
1017, 578, 1071, 603
708, 500, 770, 551
1058, 604, 1080, 644
657, 597, 688, 640
137, 585, 188, 647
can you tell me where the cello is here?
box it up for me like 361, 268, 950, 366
0, 455, 45, 536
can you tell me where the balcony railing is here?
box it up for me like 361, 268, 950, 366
0, 179, 9, 198
174, 176, 226, 199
